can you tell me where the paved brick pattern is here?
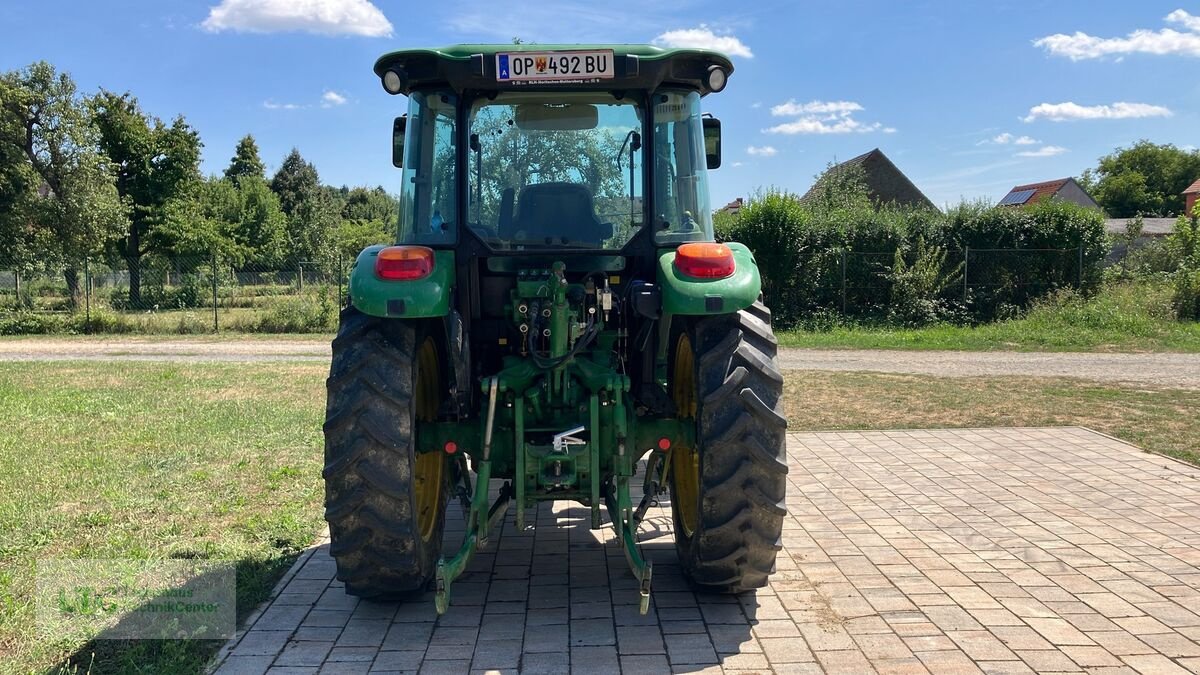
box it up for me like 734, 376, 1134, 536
211, 427, 1200, 674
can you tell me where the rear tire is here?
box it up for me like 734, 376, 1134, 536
669, 301, 788, 592
323, 307, 449, 597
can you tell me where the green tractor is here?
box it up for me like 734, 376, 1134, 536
324, 44, 787, 614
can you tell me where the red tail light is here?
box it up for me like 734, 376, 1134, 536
375, 246, 434, 280
674, 243, 735, 279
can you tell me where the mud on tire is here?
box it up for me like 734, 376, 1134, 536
670, 300, 788, 592
323, 307, 448, 597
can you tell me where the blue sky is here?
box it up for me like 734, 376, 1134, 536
2, 0, 1197, 208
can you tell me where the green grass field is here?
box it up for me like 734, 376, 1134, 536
0, 362, 326, 674
779, 282, 1200, 352
0, 360, 1197, 673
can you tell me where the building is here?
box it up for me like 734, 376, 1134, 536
1185, 179, 1200, 216
716, 197, 744, 217
998, 178, 1100, 210
802, 148, 936, 210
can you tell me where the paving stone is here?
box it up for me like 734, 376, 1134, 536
211, 430, 1200, 675
274, 640, 334, 667
664, 632, 718, 665
214, 655, 275, 675
234, 631, 291, 657
368, 650, 425, 671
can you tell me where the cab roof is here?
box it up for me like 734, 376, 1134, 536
372, 44, 734, 96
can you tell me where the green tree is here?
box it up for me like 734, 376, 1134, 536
161, 176, 287, 268
224, 134, 265, 185
270, 148, 339, 264
805, 160, 872, 212
234, 177, 287, 266
1081, 141, 1200, 217
0, 62, 125, 302
340, 185, 399, 225
90, 89, 202, 306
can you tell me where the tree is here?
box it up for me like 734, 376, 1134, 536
224, 134, 265, 185
341, 185, 399, 225
1081, 141, 1200, 218
270, 148, 339, 264
0, 62, 125, 303
234, 177, 287, 266
90, 90, 202, 306
160, 176, 287, 268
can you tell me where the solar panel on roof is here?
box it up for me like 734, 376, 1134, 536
999, 188, 1036, 206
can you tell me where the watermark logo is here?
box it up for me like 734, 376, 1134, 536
36, 559, 235, 640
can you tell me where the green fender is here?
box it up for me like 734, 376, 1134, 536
348, 246, 454, 318
656, 241, 761, 315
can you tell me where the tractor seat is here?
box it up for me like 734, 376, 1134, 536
506, 182, 611, 246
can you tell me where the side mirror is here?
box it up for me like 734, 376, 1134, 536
702, 117, 721, 170
392, 116, 406, 168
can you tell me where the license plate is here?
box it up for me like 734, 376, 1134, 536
496, 50, 614, 83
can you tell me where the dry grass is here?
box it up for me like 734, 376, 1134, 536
783, 370, 1200, 466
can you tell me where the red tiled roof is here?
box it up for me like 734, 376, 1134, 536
1009, 178, 1070, 205
1184, 179, 1200, 195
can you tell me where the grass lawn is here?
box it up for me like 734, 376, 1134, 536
0, 361, 328, 674
1, 360, 1198, 673
779, 281, 1200, 353
784, 371, 1200, 467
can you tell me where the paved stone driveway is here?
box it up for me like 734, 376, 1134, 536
211, 427, 1200, 674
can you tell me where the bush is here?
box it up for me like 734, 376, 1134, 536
0, 311, 63, 335
721, 189, 1108, 328
231, 293, 336, 333
886, 238, 965, 327
1175, 270, 1200, 321
65, 308, 137, 334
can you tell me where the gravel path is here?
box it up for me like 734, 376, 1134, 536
777, 348, 1200, 390
3, 338, 1200, 389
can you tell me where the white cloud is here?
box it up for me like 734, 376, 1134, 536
730, 161, 744, 168
763, 99, 891, 135
1023, 101, 1173, 122
202, 0, 393, 37
652, 25, 753, 58
265, 90, 352, 111
1016, 145, 1068, 158
1034, 9, 1200, 60
746, 145, 777, 157
770, 99, 863, 117
982, 132, 1040, 146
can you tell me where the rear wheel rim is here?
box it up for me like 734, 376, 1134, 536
671, 334, 700, 538
414, 337, 444, 543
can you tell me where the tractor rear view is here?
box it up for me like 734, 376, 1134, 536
323, 44, 787, 614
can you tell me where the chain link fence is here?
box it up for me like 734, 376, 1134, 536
754, 246, 1085, 327
0, 255, 349, 334
2, 246, 1085, 333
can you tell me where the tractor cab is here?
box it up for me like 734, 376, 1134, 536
379, 45, 727, 254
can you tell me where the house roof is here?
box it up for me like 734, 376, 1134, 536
1184, 179, 1200, 195
716, 197, 744, 214
802, 148, 936, 210
1000, 179, 1071, 206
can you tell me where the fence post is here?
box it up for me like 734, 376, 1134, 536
337, 256, 344, 307
13, 268, 19, 304
840, 249, 847, 315
963, 246, 969, 302
298, 263, 304, 293
84, 257, 91, 331
1077, 245, 1083, 289
211, 251, 219, 332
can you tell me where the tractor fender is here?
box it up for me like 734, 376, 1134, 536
348, 245, 454, 318
656, 242, 761, 315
